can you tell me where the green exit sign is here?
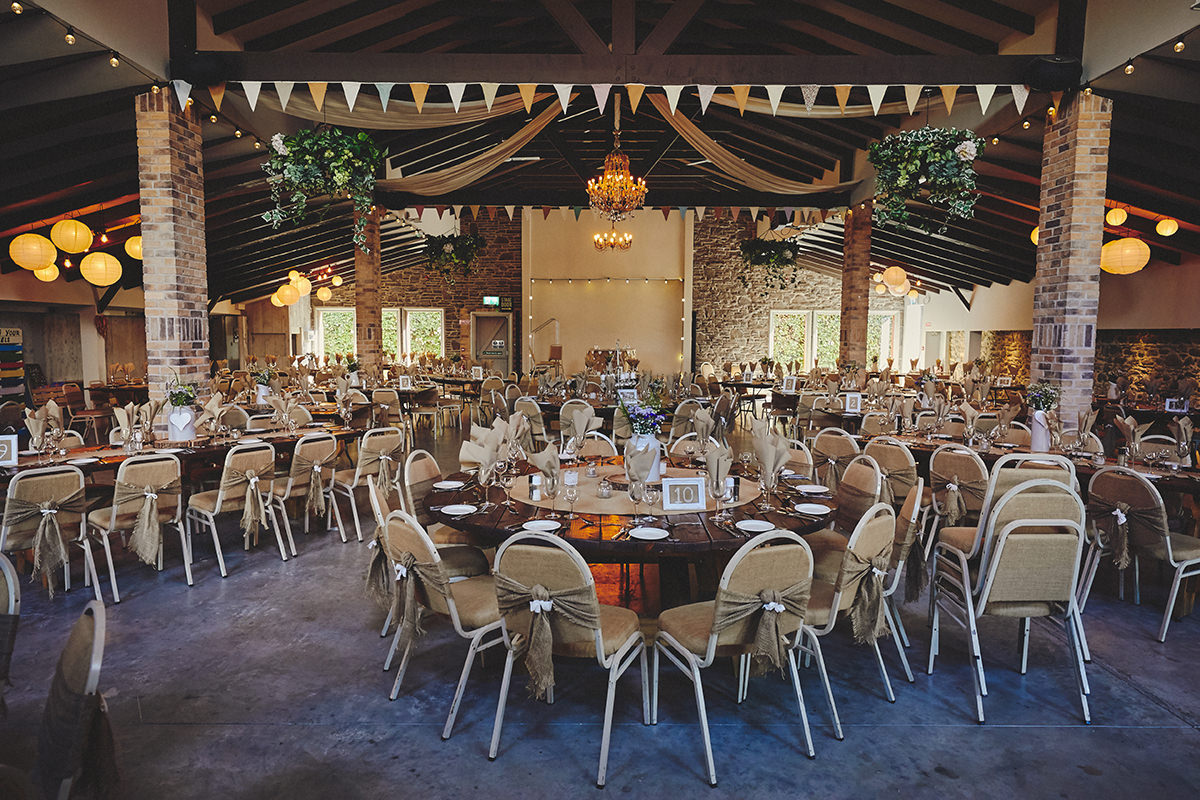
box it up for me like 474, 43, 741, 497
482, 295, 500, 306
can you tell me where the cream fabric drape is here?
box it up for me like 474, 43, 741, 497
647, 95, 859, 195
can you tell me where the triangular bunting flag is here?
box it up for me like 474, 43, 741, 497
801, 84, 819, 111
554, 84, 571, 113
436, 206, 447, 219
468, 205, 480, 218
660, 206, 671, 220
308, 82, 327, 112
626, 83, 645, 113
765, 85, 785, 116
782, 207, 794, 222
209, 82, 225, 111
731, 85, 751, 115
171, 79, 192, 111
410, 82, 429, 113
904, 84, 922, 114
729, 206, 740, 220
749, 206, 760, 220
518, 84, 536, 113
697, 85, 716, 114
834, 85, 851, 113
696, 206, 706, 221
414, 205, 425, 217
542, 206, 552, 220
559, 206, 571, 220
939, 85, 958, 114
765, 207, 776, 222
664, 85, 684, 115
866, 85, 887, 115
573, 206, 582, 220
1011, 84, 1029, 114
447, 82, 467, 112
1051, 90, 1063, 111
713, 207, 724, 220
503, 205, 513, 220
375, 83, 394, 111
976, 84, 996, 115
342, 81, 361, 112
451, 205, 462, 218
487, 206, 498, 220
677, 206, 687, 219
480, 83, 499, 111
592, 84, 611, 114
274, 81, 294, 111
242, 81, 261, 111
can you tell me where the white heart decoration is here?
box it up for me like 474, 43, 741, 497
169, 409, 190, 428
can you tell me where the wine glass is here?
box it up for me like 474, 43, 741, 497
565, 485, 579, 520
683, 442, 696, 462
501, 470, 517, 509
543, 476, 560, 518
642, 484, 660, 524
627, 479, 645, 527
707, 478, 730, 523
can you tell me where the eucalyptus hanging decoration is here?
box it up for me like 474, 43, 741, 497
868, 125, 986, 233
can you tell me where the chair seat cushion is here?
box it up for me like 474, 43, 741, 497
446, 575, 501, 629
920, 485, 933, 508
553, 603, 641, 658
187, 489, 223, 514
938, 526, 976, 553
327, 468, 359, 487
1142, 533, 1200, 563
271, 481, 313, 500
428, 522, 484, 548
802, 528, 848, 584
437, 544, 490, 579
88, 506, 176, 531
983, 600, 1058, 618
657, 601, 715, 655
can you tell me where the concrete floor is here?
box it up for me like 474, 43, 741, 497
3, 427, 1200, 798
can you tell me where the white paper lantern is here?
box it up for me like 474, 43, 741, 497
316, 286, 332, 301
124, 235, 143, 259
34, 263, 59, 282
79, 251, 122, 286
331, 275, 343, 287
50, 219, 93, 253
270, 292, 284, 307
1156, 218, 1179, 237
873, 283, 887, 295
9, 233, 57, 270
1030, 226, 1039, 245
1100, 237, 1150, 275
293, 276, 312, 296
277, 283, 300, 305
1105, 207, 1127, 226
881, 265, 907, 287
888, 278, 911, 297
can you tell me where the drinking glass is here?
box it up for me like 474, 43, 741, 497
543, 476, 560, 518
501, 472, 517, 508
627, 479, 645, 526
683, 442, 696, 462
707, 479, 731, 523
565, 485, 580, 520
642, 484, 660, 523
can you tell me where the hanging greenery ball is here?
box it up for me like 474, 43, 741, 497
868, 125, 986, 233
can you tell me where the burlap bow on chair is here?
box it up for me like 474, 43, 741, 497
896, 516, 928, 603
931, 471, 986, 527
494, 572, 600, 699
1087, 494, 1161, 570
878, 465, 918, 507
835, 544, 893, 645
111, 478, 181, 566
220, 468, 267, 545
712, 582, 811, 675
3, 487, 89, 597
361, 440, 406, 492
291, 451, 336, 517
811, 446, 854, 494
367, 544, 449, 653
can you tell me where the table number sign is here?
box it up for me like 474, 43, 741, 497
1165, 397, 1189, 413
844, 392, 863, 414
781, 376, 798, 393
471, 366, 484, 380
0, 434, 16, 466
996, 376, 1013, 387
397, 374, 413, 390
617, 388, 638, 405
661, 477, 708, 511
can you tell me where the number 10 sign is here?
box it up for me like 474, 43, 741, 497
660, 477, 708, 512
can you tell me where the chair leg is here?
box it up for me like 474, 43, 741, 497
1018, 618, 1031, 674
488, 649, 517, 761
176, 522, 193, 586
805, 631, 843, 741
204, 513, 227, 577
596, 659, 623, 788
650, 643, 661, 725
443, 629, 491, 740
870, 638, 897, 703
97, 532, 121, 604
889, 595, 911, 648
786, 649, 816, 759
347, 488, 364, 542
687, 660, 717, 786
1133, 555, 1141, 605
885, 601, 914, 683
927, 594, 940, 675
277, 499, 299, 557
380, 607, 393, 638
639, 641, 650, 726
330, 490, 349, 543
1158, 567, 1185, 642
78, 539, 103, 603
967, 615, 987, 723
388, 639, 414, 700
1064, 613, 1091, 724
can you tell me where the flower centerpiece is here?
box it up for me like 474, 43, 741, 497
261, 126, 385, 252
165, 376, 198, 441
1025, 379, 1060, 452
620, 396, 667, 482
252, 365, 276, 405
738, 238, 802, 291
868, 125, 986, 233
425, 233, 486, 284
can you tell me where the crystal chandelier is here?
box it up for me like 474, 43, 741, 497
587, 102, 647, 222
593, 226, 633, 252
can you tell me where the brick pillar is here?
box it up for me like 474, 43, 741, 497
354, 210, 382, 370
135, 91, 209, 414
840, 200, 871, 365
1031, 92, 1112, 420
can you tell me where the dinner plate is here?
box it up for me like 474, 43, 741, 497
156, 447, 184, 454
18, 449, 36, 456
994, 442, 1018, 448
67, 457, 99, 465
796, 484, 829, 495
794, 503, 832, 515
237, 437, 263, 444
306, 422, 326, 428
1136, 471, 1162, 480
735, 519, 775, 533
433, 480, 466, 491
931, 433, 953, 439
628, 526, 669, 540
440, 504, 478, 517
522, 519, 561, 532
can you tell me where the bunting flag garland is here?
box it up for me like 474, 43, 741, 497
801, 84, 819, 111
171, 79, 192, 111
765, 85, 785, 116
308, 82, 327, 112
242, 81, 261, 111
573, 206, 583, 220
504, 205, 514, 220
677, 206, 687, 219
626, 83, 645, 113
480, 82, 499, 111
559, 206, 571, 220
904, 84, 921, 114
592, 83, 611, 114
209, 82, 225, 111
697, 85, 716, 114
976, 84, 996, 114
542, 206, 552, 220
447, 82, 467, 112
696, 206, 706, 221
436, 205, 447, 219
342, 81, 361, 112
660, 206, 671, 220
554, 84, 572, 113
451, 205, 462, 218
729, 206, 740, 220
834, 85, 851, 113
468, 205, 480, 218
414, 205, 425, 217
939, 84, 958, 114
1011, 84, 1029, 114
410, 82, 429, 113
487, 206, 498, 219
749, 206, 760, 220
376, 82, 394, 111
518, 83, 537, 112
731, 85, 751, 115
866, 84, 886, 115
712, 206, 724, 220
664, 85, 684, 115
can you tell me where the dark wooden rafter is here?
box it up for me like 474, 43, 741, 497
637, 0, 706, 56
538, 0, 609, 55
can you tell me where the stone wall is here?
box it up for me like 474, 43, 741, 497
692, 215, 903, 365
980, 330, 1032, 382
1093, 329, 1200, 393
320, 212, 523, 370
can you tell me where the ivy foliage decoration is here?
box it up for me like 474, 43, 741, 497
738, 238, 803, 292
868, 125, 986, 233
261, 126, 385, 252
425, 233, 487, 284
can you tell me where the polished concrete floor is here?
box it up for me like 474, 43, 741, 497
2, 427, 1200, 798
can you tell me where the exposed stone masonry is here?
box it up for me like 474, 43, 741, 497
981, 330, 1032, 382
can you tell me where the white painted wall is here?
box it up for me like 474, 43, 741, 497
922, 280, 1036, 332
1083, 0, 1197, 80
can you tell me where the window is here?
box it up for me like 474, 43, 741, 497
402, 308, 444, 358
383, 309, 400, 361
316, 307, 444, 361
318, 308, 355, 357
768, 310, 902, 370
812, 312, 840, 369
769, 311, 806, 365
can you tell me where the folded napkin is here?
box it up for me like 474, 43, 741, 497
997, 403, 1021, 428
958, 401, 979, 429
754, 433, 790, 491
963, 377, 975, 400
824, 379, 839, 397
1077, 408, 1098, 435
704, 444, 733, 497
922, 379, 937, 402
624, 440, 659, 485
527, 443, 560, 488
112, 402, 139, 437
1170, 415, 1193, 446
506, 413, 531, 455
195, 393, 225, 431
564, 407, 602, 441
24, 413, 47, 448
138, 399, 164, 431
975, 379, 992, 404
909, 358, 919, 372
692, 408, 717, 444
458, 439, 497, 472
856, 367, 868, 391
932, 395, 946, 421
1112, 415, 1151, 453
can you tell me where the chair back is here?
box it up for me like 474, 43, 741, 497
888, 481, 924, 579
577, 431, 617, 458
929, 444, 989, 517
1086, 467, 1169, 555
493, 533, 603, 659
977, 479, 1084, 579
287, 432, 338, 490
246, 414, 273, 431
481, 376, 504, 393
514, 398, 548, 439
996, 421, 1031, 446
381, 510, 460, 614
60, 430, 86, 449
704, 531, 814, 657
1138, 434, 1178, 459
352, 426, 406, 485
987, 453, 1075, 505
1, 466, 85, 551
828, 504, 896, 617
669, 398, 702, 439
61, 384, 87, 413
373, 388, 402, 425
212, 443, 275, 512
404, 449, 443, 527
504, 383, 522, 404
558, 399, 593, 438
0, 551, 18, 614
833, 455, 882, 533
1060, 428, 1103, 454
222, 405, 250, 430
811, 427, 860, 485
864, 436, 918, 503
786, 439, 813, 479
859, 412, 891, 435
112, 454, 183, 523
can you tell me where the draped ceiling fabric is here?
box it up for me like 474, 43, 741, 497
646, 95, 860, 195
376, 98, 570, 195
253, 89, 552, 130
707, 92, 931, 119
